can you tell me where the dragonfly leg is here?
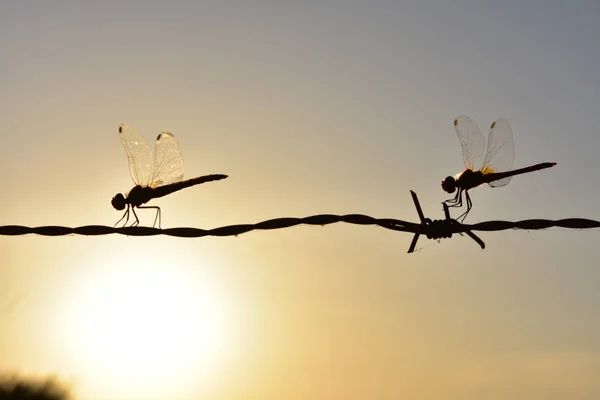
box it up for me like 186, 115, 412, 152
124, 206, 132, 226
153, 207, 161, 229
456, 191, 473, 222
138, 205, 162, 229
131, 207, 140, 227
114, 205, 130, 228
445, 189, 463, 208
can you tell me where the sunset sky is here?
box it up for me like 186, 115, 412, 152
1, 2, 600, 399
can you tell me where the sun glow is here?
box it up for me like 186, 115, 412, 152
56, 246, 232, 399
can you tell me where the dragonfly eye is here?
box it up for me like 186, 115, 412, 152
441, 176, 456, 193
111, 193, 126, 210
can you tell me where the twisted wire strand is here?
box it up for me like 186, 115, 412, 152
0, 214, 419, 238
1, 191, 596, 253
466, 218, 600, 231
0, 216, 596, 237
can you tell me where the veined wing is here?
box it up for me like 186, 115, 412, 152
481, 118, 515, 187
118, 124, 154, 187
149, 132, 184, 187
454, 116, 485, 171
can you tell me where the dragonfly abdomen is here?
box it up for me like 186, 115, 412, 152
482, 162, 557, 184
150, 174, 228, 200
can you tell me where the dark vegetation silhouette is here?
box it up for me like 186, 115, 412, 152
0, 376, 71, 400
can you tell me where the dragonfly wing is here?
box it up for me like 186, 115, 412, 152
482, 118, 515, 188
488, 176, 511, 187
150, 132, 184, 187
454, 116, 486, 170
118, 124, 154, 186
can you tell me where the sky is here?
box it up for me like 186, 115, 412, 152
1, 1, 600, 399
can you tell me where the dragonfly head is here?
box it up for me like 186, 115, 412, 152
441, 176, 457, 193
111, 193, 126, 210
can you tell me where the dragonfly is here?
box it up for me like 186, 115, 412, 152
442, 116, 556, 221
112, 123, 228, 228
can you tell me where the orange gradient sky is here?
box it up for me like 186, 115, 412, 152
1, 2, 600, 400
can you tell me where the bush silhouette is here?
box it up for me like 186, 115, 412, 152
0, 376, 71, 400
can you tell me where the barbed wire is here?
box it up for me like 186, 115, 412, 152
1, 191, 597, 253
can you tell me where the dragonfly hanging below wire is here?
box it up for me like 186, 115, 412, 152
442, 116, 556, 222
111, 124, 228, 228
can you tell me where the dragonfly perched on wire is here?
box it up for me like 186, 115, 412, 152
111, 124, 228, 228
442, 116, 556, 222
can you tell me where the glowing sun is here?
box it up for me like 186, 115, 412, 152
58, 249, 231, 399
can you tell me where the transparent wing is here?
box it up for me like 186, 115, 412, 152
481, 118, 515, 188
118, 123, 154, 186
149, 132, 184, 187
454, 116, 486, 171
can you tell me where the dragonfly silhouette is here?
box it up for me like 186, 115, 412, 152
112, 124, 227, 228
442, 116, 556, 221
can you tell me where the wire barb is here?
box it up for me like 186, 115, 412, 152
406, 191, 484, 253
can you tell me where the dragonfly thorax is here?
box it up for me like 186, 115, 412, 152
111, 185, 155, 211
442, 169, 486, 193
125, 185, 155, 207
455, 169, 485, 191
